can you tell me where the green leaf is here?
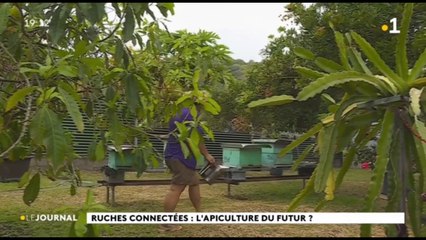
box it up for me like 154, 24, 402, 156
145, 7, 156, 20
77, 3, 105, 25
41, 106, 67, 170
413, 118, 426, 179
92, 3, 106, 23
30, 108, 46, 144
200, 98, 221, 115
314, 57, 344, 73
136, 75, 150, 97
403, 130, 421, 236
200, 122, 215, 141
74, 40, 88, 57
108, 112, 126, 148
190, 105, 198, 119
291, 144, 314, 171
334, 96, 375, 121
187, 138, 202, 162
296, 71, 393, 101
179, 141, 190, 159
58, 82, 84, 110
335, 146, 357, 190
125, 74, 141, 112
360, 109, 394, 237
87, 140, 97, 161
190, 128, 201, 147
23, 172, 40, 206
176, 95, 192, 106
114, 39, 124, 67
334, 30, 350, 70
248, 95, 295, 108
19, 67, 40, 74
95, 140, 105, 161
129, 3, 142, 14
133, 147, 148, 177
321, 93, 335, 105
123, 7, 135, 42
295, 66, 325, 80
200, 101, 219, 115
49, 5, 71, 44
57, 64, 78, 78
336, 125, 379, 188
278, 123, 322, 157
206, 98, 221, 113
408, 49, 426, 82
349, 47, 372, 75
175, 121, 188, 140
315, 124, 338, 192
345, 111, 380, 129
395, 3, 413, 80
81, 58, 104, 70
58, 87, 84, 132
335, 124, 357, 153
374, 75, 398, 94
408, 167, 424, 236
85, 188, 95, 204
287, 168, 317, 212
74, 212, 87, 237
44, 87, 57, 100
314, 199, 327, 212
18, 171, 30, 188
39, 65, 54, 79
0, 3, 11, 34
5, 86, 36, 112
410, 77, 426, 89
351, 31, 404, 91
135, 33, 144, 49
355, 82, 382, 97
347, 48, 364, 73
193, 69, 201, 92
324, 169, 336, 200
156, 3, 175, 17
111, 3, 121, 17
293, 47, 315, 60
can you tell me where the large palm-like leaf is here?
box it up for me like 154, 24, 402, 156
297, 71, 396, 101
248, 3, 425, 237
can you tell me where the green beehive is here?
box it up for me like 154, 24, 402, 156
221, 143, 271, 168
252, 139, 293, 167
107, 145, 138, 170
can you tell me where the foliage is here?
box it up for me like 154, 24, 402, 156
0, 2, 232, 237
249, 3, 426, 237
238, 3, 426, 136
69, 189, 110, 237
0, 2, 172, 197
130, 27, 235, 128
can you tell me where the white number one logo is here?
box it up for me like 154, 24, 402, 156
389, 18, 400, 34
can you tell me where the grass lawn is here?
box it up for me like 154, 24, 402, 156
0, 167, 417, 237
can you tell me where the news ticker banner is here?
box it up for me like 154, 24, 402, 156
87, 212, 404, 224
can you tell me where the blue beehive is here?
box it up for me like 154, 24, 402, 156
251, 139, 293, 168
221, 143, 271, 168
107, 145, 138, 170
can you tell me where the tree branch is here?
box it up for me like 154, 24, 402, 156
0, 42, 34, 159
98, 14, 125, 44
